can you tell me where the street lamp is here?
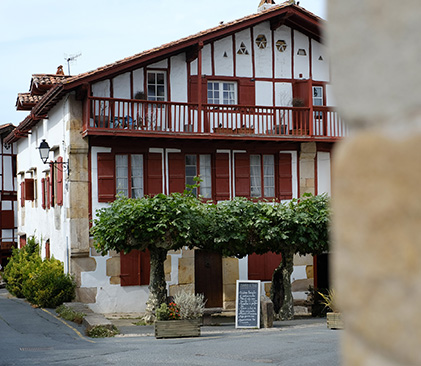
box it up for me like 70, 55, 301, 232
37, 139, 69, 174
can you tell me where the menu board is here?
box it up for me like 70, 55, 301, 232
235, 280, 261, 328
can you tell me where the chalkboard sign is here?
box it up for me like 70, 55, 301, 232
235, 280, 261, 328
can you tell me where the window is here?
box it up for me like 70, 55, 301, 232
250, 155, 275, 198
185, 154, 212, 198
207, 81, 237, 105
147, 71, 166, 101
116, 154, 144, 198
313, 86, 323, 106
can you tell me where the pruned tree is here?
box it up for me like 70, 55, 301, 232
91, 191, 205, 322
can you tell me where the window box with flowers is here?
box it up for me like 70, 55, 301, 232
154, 292, 206, 339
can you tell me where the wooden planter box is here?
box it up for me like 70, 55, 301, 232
213, 127, 234, 134
235, 127, 254, 134
155, 319, 201, 339
327, 312, 344, 330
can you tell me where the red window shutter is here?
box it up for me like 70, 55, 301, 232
248, 252, 282, 281
20, 182, 25, 207
49, 164, 54, 207
56, 156, 63, 206
120, 250, 141, 286
46, 177, 51, 209
45, 240, 50, 259
1, 210, 15, 229
188, 76, 207, 103
278, 153, 292, 200
97, 153, 116, 202
120, 249, 151, 286
168, 153, 185, 193
234, 153, 250, 197
139, 249, 151, 286
41, 178, 46, 209
239, 78, 256, 106
215, 153, 230, 201
24, 179, 34, 201
146, 153, 163, 196
19, 235, 26, 248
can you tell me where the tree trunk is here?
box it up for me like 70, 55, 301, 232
270, 249, 294, 320
143, 246, 168, 324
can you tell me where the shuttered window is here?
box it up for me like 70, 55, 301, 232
215, 153, 230, 201
248, 252, 282, 281
116, 154, 144, 198
56, 157, 63, 206
185, 154, 212, 198
120, 249, 150, 286
278, 153, 293, 200
250, 155, 275, 198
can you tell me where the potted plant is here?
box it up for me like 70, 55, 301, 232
319, 289, 344, 330
155, 291, 206, 339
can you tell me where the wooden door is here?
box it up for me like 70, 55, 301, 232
195, 250, 223, 308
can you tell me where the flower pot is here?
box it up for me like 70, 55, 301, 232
326, 312, 344, 330
155, 319, 201, 339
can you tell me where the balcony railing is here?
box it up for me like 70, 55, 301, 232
85, 97, 346, 139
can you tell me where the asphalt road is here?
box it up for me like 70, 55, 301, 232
0, 288, 341, 366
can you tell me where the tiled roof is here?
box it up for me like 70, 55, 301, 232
16, 93, 43, 110
30, 74, 71, 95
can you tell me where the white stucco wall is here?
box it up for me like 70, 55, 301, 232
16, 96, 71, 272
293, 30, 310, 79
214, 36, 234, 76
317, 151, 331, 195
113, 72, 131, 99
275, 82, 293, 106
235, 29, 253, 77
254, 22, 272, 78
274, 25, 292, 79
132, 67, 144, 96
92, 80, 110, 98
255, 81, 273, 106
311, 40, 329, 82
170, 54, 188, 103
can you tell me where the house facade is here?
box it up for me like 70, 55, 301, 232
0, 124, 17, 269
5, 2, 342, 313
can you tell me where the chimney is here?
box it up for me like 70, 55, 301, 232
56, 65, 65, 75
258, 0, 276, 12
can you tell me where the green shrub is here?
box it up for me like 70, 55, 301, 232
23, 258, 76, 308
87, 325, 119, 338
56, 305, 85, 324
3, 244, 41, 298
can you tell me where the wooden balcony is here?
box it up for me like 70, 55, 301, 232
83, 97, 346, 141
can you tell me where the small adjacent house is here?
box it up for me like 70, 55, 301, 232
5, 1, 343, 313
0, 124, 17, 269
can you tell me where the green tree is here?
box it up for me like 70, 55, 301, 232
270, 193, 330, 319
91, 191, 205, 322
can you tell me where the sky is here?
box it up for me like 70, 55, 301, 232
0, 0, 326, 126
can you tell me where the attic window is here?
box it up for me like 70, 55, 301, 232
255, 35, 267, 49
318, 56, 324, 61
237, 42, 249, 55
276, 40, 287, 52
297, 49, 307, 56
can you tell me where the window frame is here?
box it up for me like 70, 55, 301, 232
115, 153, 144, 199
147, 70, 167, 102
250, 154, 275, 199
207, 81, 238, 105
185, 154, 212, 199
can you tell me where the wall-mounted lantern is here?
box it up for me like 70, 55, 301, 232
38, 139, 69, 174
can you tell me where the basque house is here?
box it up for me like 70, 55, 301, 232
5, 1, 343, 313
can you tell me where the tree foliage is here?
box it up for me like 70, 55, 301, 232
91, 191, 330, 320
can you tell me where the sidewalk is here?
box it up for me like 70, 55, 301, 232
109, 315, 327, 338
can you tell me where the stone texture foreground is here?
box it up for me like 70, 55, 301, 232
327, 0, 421, 364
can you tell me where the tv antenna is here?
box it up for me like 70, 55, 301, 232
64, 53, 82, 75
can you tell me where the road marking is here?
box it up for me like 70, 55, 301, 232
41, 308, 95, 343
